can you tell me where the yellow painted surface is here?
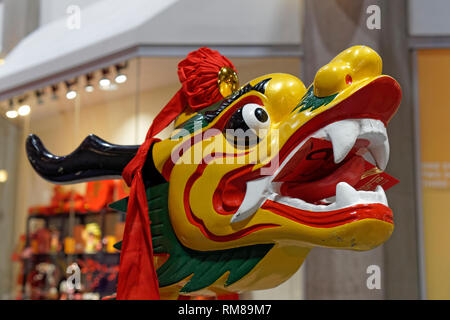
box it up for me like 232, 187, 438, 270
417, 49, 450, 299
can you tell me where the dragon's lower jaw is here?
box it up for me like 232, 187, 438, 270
268, 182, 388, 213
231, 118, 393, 225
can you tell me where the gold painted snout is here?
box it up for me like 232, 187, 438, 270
313, 45, 383, 97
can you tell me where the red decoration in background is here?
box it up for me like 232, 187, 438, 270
77, 259, 119, 292
118, 48, 237, 300
84, 180, 115, 212
28, 180, 122, 216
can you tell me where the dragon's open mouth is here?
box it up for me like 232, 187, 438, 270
229, 118, 394, 225
273, 118, 388, 207
208, 75, 401, 228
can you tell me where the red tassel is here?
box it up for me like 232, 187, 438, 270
117, 48, 236, 300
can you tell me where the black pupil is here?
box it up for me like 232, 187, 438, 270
255, 108, 268, 123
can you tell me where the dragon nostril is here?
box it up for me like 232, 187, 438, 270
345, 74, 353, 85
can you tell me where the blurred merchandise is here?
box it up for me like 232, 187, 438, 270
63, 237, 76, 255
73, 225, 86, 254
114, 222, 125, 243
83, 223, 102, 254
13, 179, 127, 300
49, 228, 61, 253
104, 236, 118, 253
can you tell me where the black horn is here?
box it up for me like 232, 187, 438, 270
26, 134, 139, 184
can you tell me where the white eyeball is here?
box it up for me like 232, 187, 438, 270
224, 103, 271, 148
241, 104, 270, 133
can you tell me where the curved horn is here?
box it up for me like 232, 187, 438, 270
26, 134, 139, 184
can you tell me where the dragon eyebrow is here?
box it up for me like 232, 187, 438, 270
173, 78, 271, 138
203, 78, 271, 123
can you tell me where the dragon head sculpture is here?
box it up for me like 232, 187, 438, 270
26, 45, 401, 297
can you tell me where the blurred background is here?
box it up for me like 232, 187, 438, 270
0, 0, 447, 300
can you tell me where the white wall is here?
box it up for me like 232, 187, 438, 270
0, 117, 19, 299
142, 0, 303, 45
409, 0, 450, 36
0, 0, 303, 98
39, 0, 100, 26
39, 0, 302, 44
0, 2, 4, 53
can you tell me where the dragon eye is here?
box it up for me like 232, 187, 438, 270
225, 104, 271, 147
242, 103, 270, 130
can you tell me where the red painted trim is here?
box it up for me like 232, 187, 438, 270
212, 164, 254, 215
182, 154, 278, 242
261, 200, 393, 228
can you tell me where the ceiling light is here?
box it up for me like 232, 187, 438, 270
18, 104, 31, 116
6, 110, 18, 119
99, 68, 112, 89
114, 62, 128, 84
114, 74, 127, 84
85, 73, 94, 93
5, 99, 17, 118
0, 170, 7, 183
65, 80, 78, 100
66, 90, 77, 100
99, 78, 111, 88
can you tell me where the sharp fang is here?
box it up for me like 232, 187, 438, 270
231, 177, 271, 224
335, 182, 359, 207
325, 120, 359, 164
369, 139, 389, 171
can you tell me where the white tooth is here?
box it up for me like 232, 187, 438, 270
369, 139, 390, 171
359, 119, 387, 145
375, 185, 388, 206
362, 151, 376, 166
231, 177, 271, 224
325, 120, 360, 164
336, 182, 359, 207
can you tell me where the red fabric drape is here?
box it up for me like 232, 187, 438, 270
117, 48, 236, 300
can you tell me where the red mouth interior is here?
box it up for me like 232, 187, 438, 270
213, 136, 399, 216
277, 138, 381, 203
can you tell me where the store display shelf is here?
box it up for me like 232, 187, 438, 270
28, 209, 122, 219
23, 252, 120, 260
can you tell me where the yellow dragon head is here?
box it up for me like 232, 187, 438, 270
26, 45, 401, 297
